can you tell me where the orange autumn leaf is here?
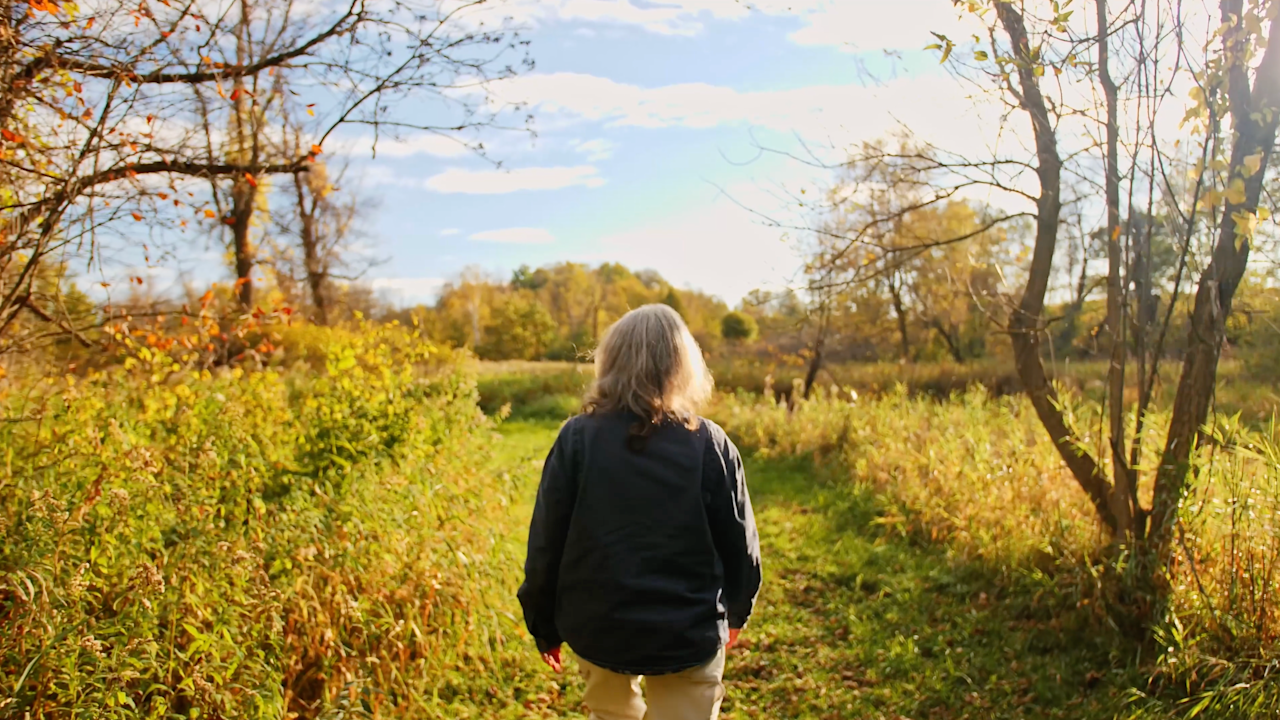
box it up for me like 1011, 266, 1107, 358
244, 172, 257, 188
132, 212, 144, 221
203, 209, 216, 218
311, 144, 323, 155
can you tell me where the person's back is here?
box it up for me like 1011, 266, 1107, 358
518, 304, 762, 720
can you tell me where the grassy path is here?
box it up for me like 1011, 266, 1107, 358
492, 421, 1141, 720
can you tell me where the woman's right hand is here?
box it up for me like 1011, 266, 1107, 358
541, 646, 563, 673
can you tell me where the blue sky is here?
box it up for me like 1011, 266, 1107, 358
346, 0, 1003, 307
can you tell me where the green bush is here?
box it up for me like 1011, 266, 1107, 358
719, 312, 758, 342
0, 323, 522, 718
475, 361, 592, 419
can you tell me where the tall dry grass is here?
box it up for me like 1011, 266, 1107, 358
711, 386, 1280, 716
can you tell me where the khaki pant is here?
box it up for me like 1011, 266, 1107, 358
576, 649, 726, 720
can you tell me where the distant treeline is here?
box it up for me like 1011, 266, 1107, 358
385, 257, 1280, 377
386, 263, 734, 361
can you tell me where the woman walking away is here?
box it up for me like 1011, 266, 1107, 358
519, 304, 763, 720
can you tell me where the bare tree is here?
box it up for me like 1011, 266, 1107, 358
762, 1, 1279, 607
271, 150, 379, 325
0, 0, 531, 349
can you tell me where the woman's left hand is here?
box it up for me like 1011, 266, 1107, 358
541, 646, 563, 673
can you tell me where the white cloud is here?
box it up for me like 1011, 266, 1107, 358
504, 0, 743, 37
487, 72, 1006, 160
424, 165, 607, 194
345, 133, 474, 159
784, 1, 973, 52
572, 138, 615, 161
501, 0, 969, 50
371, 277, 447, 305
439, 228, 462, 236
470, 227, 556, 244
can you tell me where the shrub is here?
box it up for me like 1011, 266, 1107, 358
720, 312, 758, 342
0, 323, 522, 718
475, 361, 592, 419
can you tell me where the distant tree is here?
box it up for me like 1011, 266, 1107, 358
480, 292, 558, 360
423, 263, 730, 357
661, 288, 686, 317
636, 269, 667, 291
512, 265, 549, 291
720, 312, 759, 342
269, 153, 378, 325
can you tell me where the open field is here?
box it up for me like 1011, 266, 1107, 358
479, 367, 1280, 719
5, 345, 1277, 718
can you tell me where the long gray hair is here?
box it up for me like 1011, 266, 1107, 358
583, 304, 713, 434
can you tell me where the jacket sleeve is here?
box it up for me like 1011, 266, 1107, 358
517, 420, 578, 652
703, 425, 762, 630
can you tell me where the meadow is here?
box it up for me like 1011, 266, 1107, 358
4, 337, 1279, 718
480, 362, 1280, 718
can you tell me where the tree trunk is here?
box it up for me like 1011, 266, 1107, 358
997, 1, 1119, 533
888, 272, 911, 360
802, 307, 828, 400
933, 320, 964, 363
1130, 209, 1156, 471
230, 175, 255, 308
230, 2, 255, 309
1098, 0, 1137, 537
1056, 232, 1093, 353
1150, 0, 1280, 554
469, 290, 482, 349
293, 170, 329, 325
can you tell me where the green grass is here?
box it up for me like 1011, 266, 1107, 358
488, 421, 1150, 719
475, 363, 592, 421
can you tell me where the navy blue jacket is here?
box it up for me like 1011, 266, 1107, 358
518, 411, 762, 676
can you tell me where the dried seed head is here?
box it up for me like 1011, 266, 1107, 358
109, 488, 130, 510
68, 563, 91, 596
80, 635, 106, 657
128, 562, 166, 598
